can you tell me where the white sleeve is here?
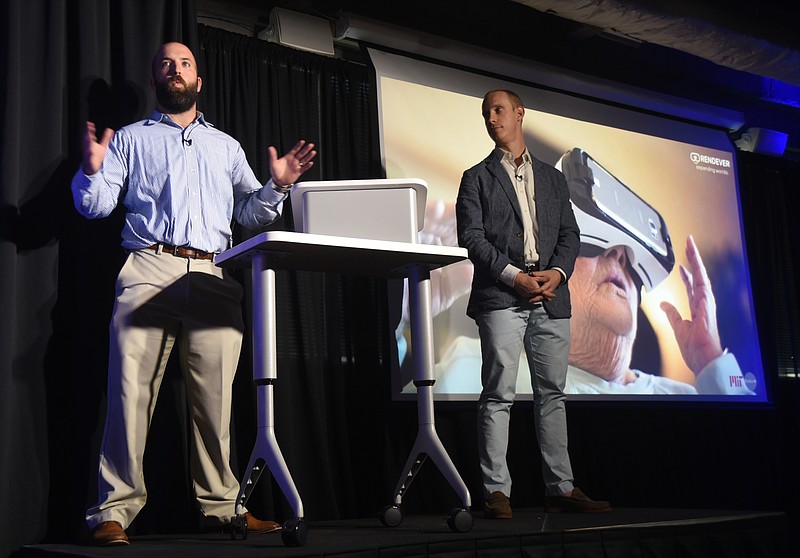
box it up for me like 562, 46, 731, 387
695, 352, 755, 395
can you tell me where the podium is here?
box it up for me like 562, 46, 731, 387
216, 230, 473, 546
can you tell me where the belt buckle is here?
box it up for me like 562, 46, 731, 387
525, 262, 539, 274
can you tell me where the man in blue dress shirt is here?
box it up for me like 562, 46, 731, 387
72, 42, 316, 546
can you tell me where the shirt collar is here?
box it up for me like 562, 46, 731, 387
495, 146, 532, 165
148, 110, 209, 128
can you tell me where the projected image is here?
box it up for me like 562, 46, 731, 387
374, 51, 765, 401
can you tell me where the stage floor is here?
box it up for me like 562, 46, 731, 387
19, 508, 788, 558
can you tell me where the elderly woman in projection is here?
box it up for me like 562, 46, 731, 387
557, 148, 753, 395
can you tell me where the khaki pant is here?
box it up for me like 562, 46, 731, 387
87, 249, 244, 529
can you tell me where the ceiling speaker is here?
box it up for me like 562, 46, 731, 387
258, 8, 335, 57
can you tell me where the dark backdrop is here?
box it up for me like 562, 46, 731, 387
1, 1, 199, 554
1, 1, 799, 557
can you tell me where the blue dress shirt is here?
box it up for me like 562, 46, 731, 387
72, 111, 286, 253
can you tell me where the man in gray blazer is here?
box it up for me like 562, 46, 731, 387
456, 89, 610, 517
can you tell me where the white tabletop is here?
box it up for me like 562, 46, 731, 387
216, 231, 467, 279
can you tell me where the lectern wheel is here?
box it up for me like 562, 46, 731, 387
281, 518, 308, 547
379, 504, 403, 527
230, 513, 248, 540
446, 508, 473, 533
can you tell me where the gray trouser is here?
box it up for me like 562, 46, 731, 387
475, 304, 574, 498
86, 249, 244, 529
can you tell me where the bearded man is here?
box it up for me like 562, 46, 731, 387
72, 42, 317, 545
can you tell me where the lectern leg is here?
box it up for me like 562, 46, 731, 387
390, 385, 471, 505
381, 266, 472, 532
233, 257, 305, 545
235, 382, 304, 520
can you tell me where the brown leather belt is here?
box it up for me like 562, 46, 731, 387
147, 243, 215, 260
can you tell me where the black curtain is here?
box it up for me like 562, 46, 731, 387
193, 24, 476, 530
737, 152, 800, 477
737, 152, 800, 382
1, 0, 197, 554
194, 25, 404, 524
0, 2, 451, 551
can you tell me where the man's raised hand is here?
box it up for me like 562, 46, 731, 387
82, 121, 115, 175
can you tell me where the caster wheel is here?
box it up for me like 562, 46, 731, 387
231, 514, 248, 540
379, 505, 403, 527
446, 508, 473, 533
281, 518, 308, 547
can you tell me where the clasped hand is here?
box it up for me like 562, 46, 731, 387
513, 269, 560, 303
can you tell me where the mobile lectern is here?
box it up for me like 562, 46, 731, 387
215, 179, 472, 546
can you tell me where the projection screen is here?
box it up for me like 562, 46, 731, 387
371, 48, 766, 402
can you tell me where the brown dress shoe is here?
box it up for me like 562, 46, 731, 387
244, 512, 282, 534
91, 521, 129, 546
484, 491, 512, 519
544, 487, 611, 513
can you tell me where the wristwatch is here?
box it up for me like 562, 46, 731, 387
272, 180, 293, 194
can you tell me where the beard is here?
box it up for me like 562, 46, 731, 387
155, 76, 198, 113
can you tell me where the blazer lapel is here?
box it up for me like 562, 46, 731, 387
485, 152, 523, 223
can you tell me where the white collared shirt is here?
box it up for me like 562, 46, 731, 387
498, 148, 539, 287
499, 148, 539, 265
496, 148, 566, 288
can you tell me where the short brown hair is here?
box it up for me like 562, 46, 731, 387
483, 89, 524, 109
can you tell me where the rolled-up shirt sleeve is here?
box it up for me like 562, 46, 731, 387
71, 135, 127, 219
230, 144, 285, 229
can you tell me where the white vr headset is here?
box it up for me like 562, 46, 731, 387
556, 148, 675, 291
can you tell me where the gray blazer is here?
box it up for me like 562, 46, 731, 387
456, 148, 580, 319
